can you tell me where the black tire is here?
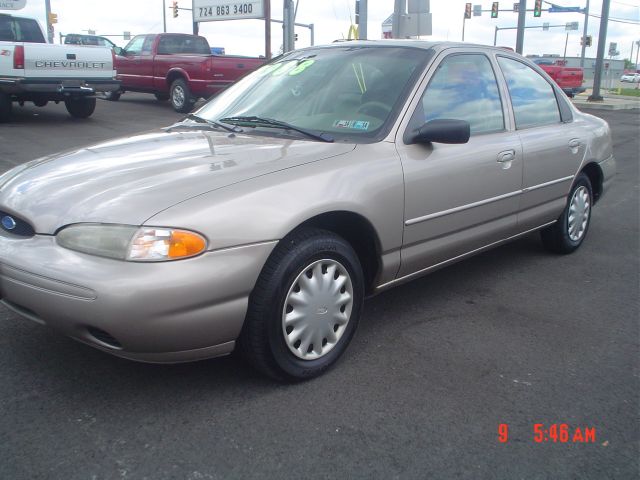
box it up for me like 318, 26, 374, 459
154, 93, 170, 101
170, 78, 194, 113
33, 99, 48, 107
103, 91, 121, 101
64, 97, 96, 119
239, 228, 364, 381
0, 93, 12, 122
540, 172, 593, 254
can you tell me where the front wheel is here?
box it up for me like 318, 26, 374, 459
65, 97, 96, 119
103, 90, 121, 101
239, 228, 364, 381
540, 172, 593, 254
170, 78, 194, 113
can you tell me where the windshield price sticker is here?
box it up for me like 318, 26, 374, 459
193, 0, 264, 22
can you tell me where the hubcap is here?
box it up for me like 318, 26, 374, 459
173, 86, 185, 107
282, 259, 354, 360
567, 185, 591, 242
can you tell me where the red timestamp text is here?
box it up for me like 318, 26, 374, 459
498, 423, 597, 443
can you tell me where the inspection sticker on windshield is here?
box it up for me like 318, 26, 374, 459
333, 120, 370, 130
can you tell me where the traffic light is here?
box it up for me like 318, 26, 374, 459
534, 0, 542, 17
294, 33, 299, 42
172, 1, 178, 18
48, 13, 58, 24
491, 2, 499, 18
586, 35, 592, 47
464, 3, 472, 19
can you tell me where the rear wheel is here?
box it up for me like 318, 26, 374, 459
540, 172, 593, 254
170, 78, 194, 113
65, 97, 96, 119
239, 228, 364, 381
0, 93, 12, 122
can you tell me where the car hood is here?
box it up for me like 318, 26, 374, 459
0, 129, 355, 234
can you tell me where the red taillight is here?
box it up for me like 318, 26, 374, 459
13, 45, 24, 70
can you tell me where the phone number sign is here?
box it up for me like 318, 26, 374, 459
193, 0, 264, 22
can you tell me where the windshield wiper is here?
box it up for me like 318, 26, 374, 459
167, 113, 242, 133
219, 116, 334, 143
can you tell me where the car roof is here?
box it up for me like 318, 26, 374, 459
302, 39, 519, 55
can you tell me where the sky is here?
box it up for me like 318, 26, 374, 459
6, 0, 640, 61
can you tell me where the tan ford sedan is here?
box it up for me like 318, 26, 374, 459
0, 41, 615, 380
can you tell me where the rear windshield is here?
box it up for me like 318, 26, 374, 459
157, 35, 210, 55
0, 17, 45, 43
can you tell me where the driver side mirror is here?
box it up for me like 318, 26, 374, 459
406, 119, 471, 145
113, 46, 125, 56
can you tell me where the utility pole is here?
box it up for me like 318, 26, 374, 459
283, 0, 295, 53
588, 0, 610, 101
265, 0, 271, 59
580, 0, 589, 67
392, 0, 405, 38
162, 0, 167, 33
359, 0, 368, 40
515, 0, 527, 54
45, 0, 53, 43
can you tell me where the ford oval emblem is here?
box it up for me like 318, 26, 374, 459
1, 215, 16, 230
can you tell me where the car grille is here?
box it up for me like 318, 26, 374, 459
0, 209, 35, 237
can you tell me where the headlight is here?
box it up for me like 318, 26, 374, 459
56, 224, 207, 261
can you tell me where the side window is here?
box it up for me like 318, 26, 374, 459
141, 36, 154, 55
124, 36, 145, 55
157, 36, 180, 55
419, 54, 505, 135
497, 57, 561, 129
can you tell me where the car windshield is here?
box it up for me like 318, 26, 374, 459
196, 46, 432, 142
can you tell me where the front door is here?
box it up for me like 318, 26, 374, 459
395, 51, 523, 278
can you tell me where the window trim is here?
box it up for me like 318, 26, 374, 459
495, 54, 564, 130
403, 52, 508, 144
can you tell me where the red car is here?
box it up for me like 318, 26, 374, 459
109, 33, 265, 112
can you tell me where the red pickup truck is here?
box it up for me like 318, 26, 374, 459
109, 33, 265, 112
533, 59, 585, 97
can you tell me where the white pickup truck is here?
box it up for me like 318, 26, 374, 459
0, 13, 120, 121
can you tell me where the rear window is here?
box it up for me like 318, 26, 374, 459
0, 17, 45, 43
157, 35, 210, 55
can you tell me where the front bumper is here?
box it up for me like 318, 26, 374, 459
0, 232, 276, 363
0, 77, 121, 97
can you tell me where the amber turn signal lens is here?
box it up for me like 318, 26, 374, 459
168, 230, 207, 259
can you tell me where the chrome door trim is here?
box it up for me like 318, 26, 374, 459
405, 190, 522, 226
521, 175, 574, 193
405, 175, 575, 227
377, 220, 557, 292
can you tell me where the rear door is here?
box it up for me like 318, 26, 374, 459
496, 56, 586, 231
395, 50, 523, 277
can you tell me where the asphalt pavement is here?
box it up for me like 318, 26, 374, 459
0, 95, 638, 479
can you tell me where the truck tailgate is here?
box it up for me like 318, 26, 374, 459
22, 43, 114, 79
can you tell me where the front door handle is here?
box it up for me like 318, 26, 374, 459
497, 150, 515, 163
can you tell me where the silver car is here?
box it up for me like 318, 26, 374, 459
0, 41, 615, 380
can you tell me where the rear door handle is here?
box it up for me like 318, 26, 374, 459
497, 150, 515, 163
569, 139, 581, 148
